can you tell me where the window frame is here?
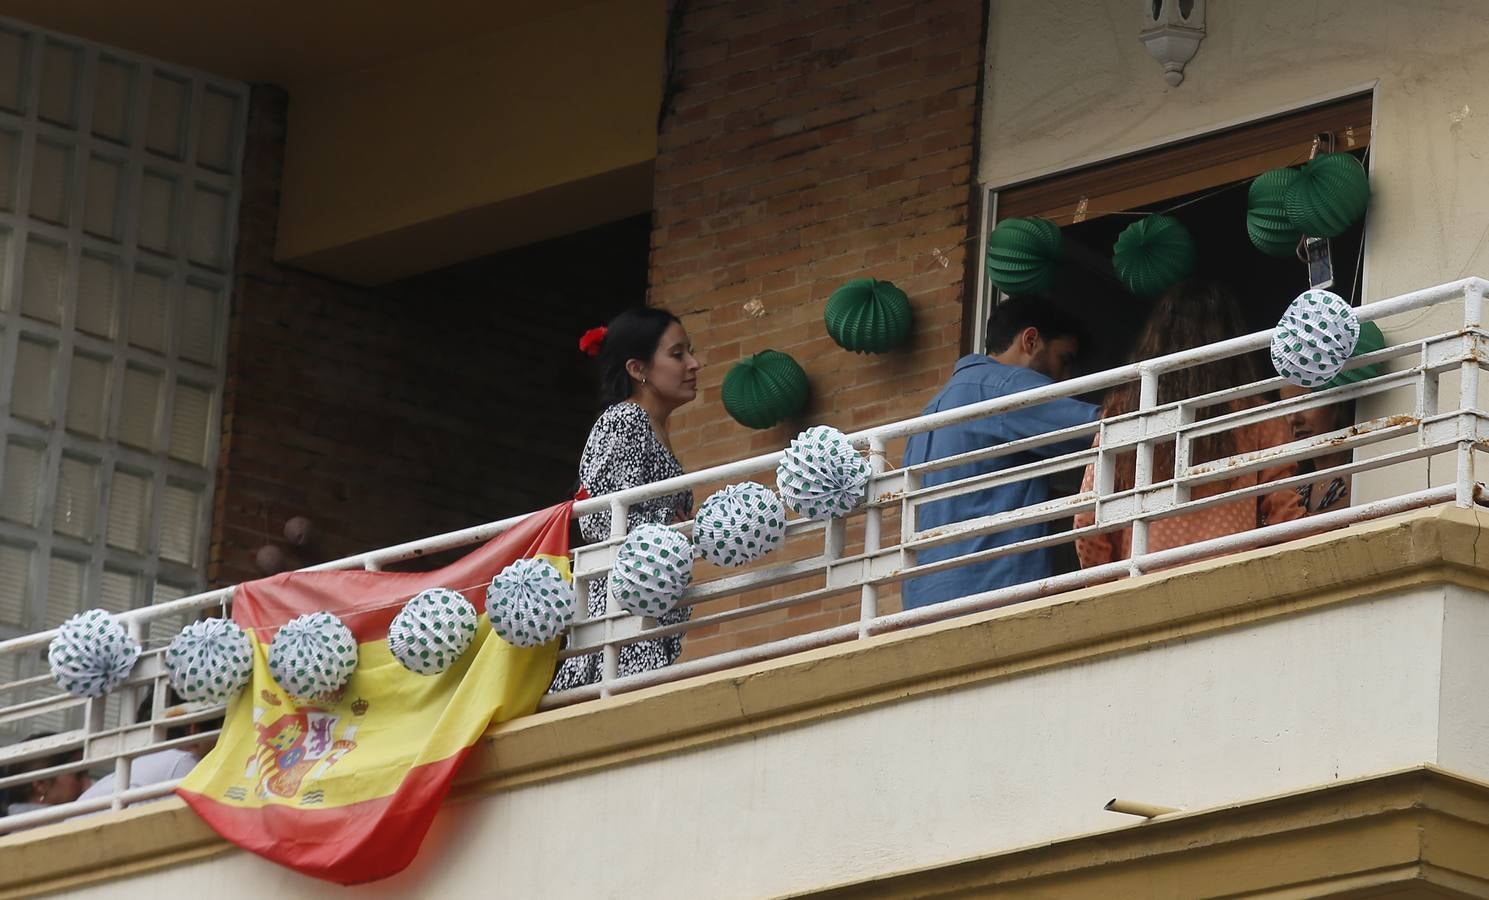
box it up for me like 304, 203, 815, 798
968, 92, 1376, 355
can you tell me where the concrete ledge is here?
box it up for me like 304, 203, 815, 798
4, 503, 1487, 897
804, 766, 1489, 899
0, 800, 228, 900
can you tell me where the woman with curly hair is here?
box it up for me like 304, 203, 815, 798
1074, 282, 1306, 567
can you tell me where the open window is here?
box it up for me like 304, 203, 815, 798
971, 93, 1374, 574
972, 93, 1373, 373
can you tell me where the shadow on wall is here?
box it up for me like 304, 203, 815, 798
215, 85, 649, 584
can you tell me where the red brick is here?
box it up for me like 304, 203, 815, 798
651, 0, 982, 660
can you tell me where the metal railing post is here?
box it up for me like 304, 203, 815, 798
108, 619, 146, 811
600, 498, 628, 697
858, 436, 887, 636
1458, 281, 1484, 506
1129, 366, 1160, 572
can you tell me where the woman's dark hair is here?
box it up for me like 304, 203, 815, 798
596, 307, 682, 405
1102, 281, 1260, 490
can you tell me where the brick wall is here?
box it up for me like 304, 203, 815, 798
210, 87, 642, 587
648, 0, 986, 657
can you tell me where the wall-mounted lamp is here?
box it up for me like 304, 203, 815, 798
1139, 0, 1206, 87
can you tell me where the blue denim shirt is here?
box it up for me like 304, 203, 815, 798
901, 356, 1100, 609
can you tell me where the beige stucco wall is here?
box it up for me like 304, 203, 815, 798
981, 0, 1489, 502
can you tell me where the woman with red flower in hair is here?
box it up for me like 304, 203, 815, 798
551, 308, 702, 691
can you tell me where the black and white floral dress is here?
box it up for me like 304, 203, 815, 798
549, 401, 693, 691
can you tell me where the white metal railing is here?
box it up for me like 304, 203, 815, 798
2, 276, 1487, 832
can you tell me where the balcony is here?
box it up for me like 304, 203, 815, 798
3, 278, 1489, 898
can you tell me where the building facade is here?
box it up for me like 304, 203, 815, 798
4, 1, 1489, 896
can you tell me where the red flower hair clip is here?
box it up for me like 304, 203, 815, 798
578, 325, 607, 357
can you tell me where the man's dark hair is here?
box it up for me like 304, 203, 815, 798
984, 295, 1086, 355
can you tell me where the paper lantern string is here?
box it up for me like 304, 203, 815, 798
1028, 142, 1325, 227
644, 142, 1354, 305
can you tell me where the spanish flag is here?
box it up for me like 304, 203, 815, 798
177, 500, 572, 884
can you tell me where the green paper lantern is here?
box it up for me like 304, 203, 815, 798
722, 350, 809, 430
1112, 214, 1196, 298
824, 278, 913, 354
985, 216, 1062, 295
1321, 320, 1385, 389
1246, 167, 1303, 258
1283, 152, 1370, 239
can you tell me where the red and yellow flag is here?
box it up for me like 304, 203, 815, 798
177, 501, 572, 884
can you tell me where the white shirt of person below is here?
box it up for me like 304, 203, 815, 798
71, 699, 219, 814
73, 747, 200, 806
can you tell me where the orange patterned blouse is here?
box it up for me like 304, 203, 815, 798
1073, 408, 1306, 568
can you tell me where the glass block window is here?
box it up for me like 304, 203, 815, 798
0, 18, 245, 660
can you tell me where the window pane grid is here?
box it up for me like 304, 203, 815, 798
0, 20, 242, 646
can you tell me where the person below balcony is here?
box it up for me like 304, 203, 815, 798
74, 694, 219, 808
1074, 282, 1307, 569
901, 296, 1099, 609
549, 307, 701, 692
1, 733, 90, 816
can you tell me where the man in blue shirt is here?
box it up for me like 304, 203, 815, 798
901, 296, 1099, 609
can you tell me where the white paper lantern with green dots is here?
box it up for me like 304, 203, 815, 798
1270, 289, 1361, 388
776, 425, 871, 520
694, 482, 786, 568
486, 557, 577, 648
48, 608, 141, 698
165, 618, 253, 704
267, 611, 359, 700
610, 523, 694, 617
388, 587, 478, 675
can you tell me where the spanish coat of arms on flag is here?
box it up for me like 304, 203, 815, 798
176, 500, 573, 884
